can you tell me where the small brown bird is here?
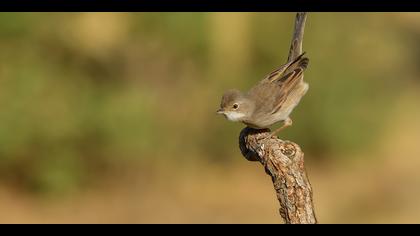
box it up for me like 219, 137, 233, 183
217, 53, 309, 138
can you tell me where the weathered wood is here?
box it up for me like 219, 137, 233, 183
239, 128, 316, 224
239, 12, 317, 224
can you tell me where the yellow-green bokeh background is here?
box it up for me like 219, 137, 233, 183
1, 12, 420, 223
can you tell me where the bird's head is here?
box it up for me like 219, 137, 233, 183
216, 89, 254, 122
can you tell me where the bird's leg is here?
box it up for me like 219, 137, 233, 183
266, 117, 293, 140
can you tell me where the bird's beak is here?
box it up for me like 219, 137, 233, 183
216, 108, 224, 114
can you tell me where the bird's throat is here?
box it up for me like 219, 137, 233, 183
224, 111, 246, 122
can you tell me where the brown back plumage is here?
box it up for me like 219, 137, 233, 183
246, 53, 309, 117
268, 52, 308, 83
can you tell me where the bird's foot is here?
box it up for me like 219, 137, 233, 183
260, 118, 293, 142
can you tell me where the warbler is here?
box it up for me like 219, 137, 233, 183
217, 52, 309, 138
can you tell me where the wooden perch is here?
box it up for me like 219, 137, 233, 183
239, 128, 317, 224
238, 12, 317, 224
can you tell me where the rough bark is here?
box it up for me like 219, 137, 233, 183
238, 12, 317, 224
239, 128, 317, 224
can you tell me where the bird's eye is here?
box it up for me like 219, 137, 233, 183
233, 103, 239, 109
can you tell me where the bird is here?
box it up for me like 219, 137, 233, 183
216, 52, 309, 138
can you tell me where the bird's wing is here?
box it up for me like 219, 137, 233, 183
269, 68, 305, 114
267, 53, 309, 114
266, 52, 308, 83
247, 52, 309, 115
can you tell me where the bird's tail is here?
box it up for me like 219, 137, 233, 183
287, 52, 309, 71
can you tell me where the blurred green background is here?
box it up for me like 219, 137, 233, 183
0, 12, 420, 223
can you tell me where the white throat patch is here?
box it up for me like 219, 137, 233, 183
224, 111, 246, 122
